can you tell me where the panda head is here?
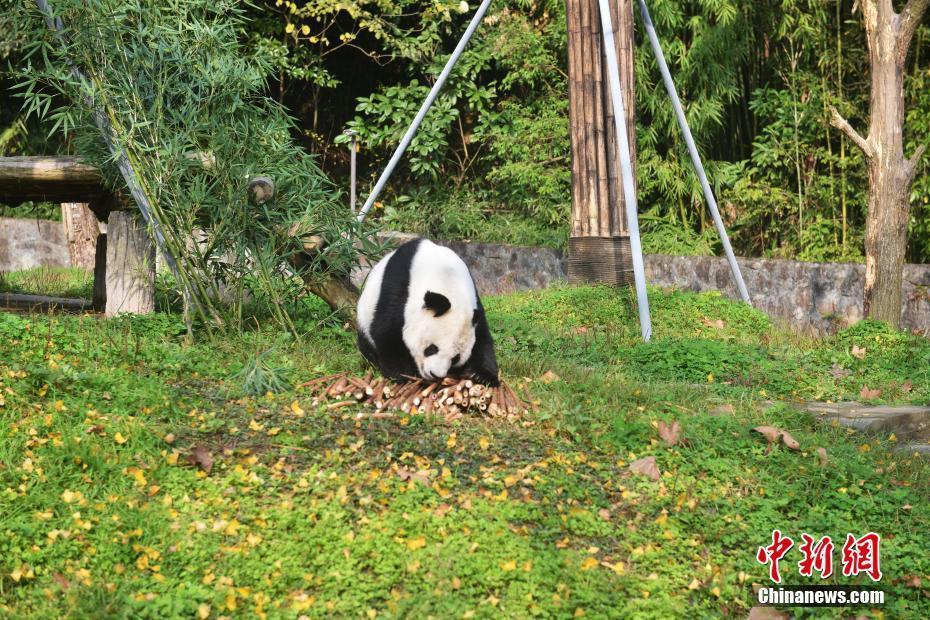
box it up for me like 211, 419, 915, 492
405, 290, 476, 381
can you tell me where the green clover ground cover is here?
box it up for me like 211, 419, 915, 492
1, 286, 928, 618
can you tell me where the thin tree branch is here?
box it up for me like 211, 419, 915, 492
905, 143, 927, 186
898, 0, 930, 60
829, 106, 872, 159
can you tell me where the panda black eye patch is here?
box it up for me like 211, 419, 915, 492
424, 344, 439, 357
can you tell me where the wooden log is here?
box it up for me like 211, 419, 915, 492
105, 211, 155, 316
247, 176, 275, 205
92, 232, 107, 310
0, 292, 90, 312
0, 156, 108, 206
61, 202, 99, 270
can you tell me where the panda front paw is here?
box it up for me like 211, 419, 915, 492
470, 370, 500, 388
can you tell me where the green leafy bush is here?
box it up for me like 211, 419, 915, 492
16, 0, 372, 332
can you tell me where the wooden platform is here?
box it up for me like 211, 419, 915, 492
0, 156, 151, 315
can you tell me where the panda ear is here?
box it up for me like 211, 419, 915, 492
423, 291, 451, 317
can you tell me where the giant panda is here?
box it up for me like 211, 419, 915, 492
356, 239, 499, 386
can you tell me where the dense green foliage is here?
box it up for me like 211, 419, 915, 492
3, 1, 929, 261
240, 0, 929, 260
2, 286, 929, 617
7, 0, 380, 332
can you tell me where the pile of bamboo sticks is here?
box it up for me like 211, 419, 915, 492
300, 372, 533, 420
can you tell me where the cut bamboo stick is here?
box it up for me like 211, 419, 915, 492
301, 373, 535, 419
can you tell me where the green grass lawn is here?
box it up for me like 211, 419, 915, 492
1, 286, 928, 618
0, 267, 94, 300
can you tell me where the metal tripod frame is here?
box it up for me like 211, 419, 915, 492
356, 0, 752, 341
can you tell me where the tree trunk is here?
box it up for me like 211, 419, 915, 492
830, 0, 928, 328
61, 202, 99, 270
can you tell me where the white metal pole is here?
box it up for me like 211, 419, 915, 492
596, 0, 651, 341
357, 0, 494, 222
636, 0, 751, 304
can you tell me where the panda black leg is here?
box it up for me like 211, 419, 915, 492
357, 333, 379, 368
466, 301, 500, 386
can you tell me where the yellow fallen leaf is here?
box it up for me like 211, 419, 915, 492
580, 557, 599, 570
479, 437, 490, 451
249, 419, 264, 432
407, 537, 426, 550
114, 432, 127, 444
688, 578, 701, 590
61, 489, 76, 503
500, 559, 516, 572
290, 400, 305, 416
126, 467, 147, 487
446, 433, 457, 449
197, 603, 211, 619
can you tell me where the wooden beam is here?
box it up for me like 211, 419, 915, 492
0, 156, 109, 206
93, 232, 107, 310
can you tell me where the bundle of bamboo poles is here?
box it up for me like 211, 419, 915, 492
300, 372, 533, 420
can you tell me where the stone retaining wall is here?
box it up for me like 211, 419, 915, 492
419, 240, 929, 335
644, 254, 930, 335
0, 217, 70, 272
4, 217, 929, 334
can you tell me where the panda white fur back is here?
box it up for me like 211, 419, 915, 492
357, 239, 499, 386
